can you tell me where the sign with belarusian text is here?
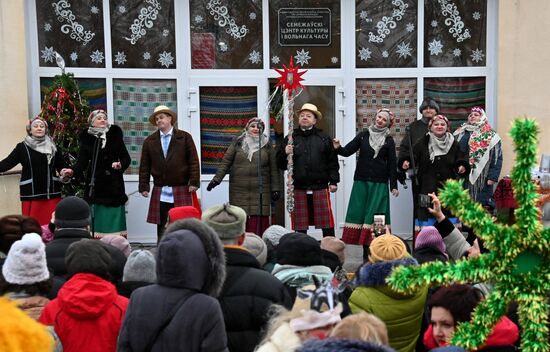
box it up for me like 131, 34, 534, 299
278, 8, 331, 47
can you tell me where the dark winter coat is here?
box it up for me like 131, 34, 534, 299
117, 281, 153, 299
139, 128, 200, 192
212, 139, 280, 216
397, 118, 429, 166
0, 142, 65, 200
276, 127, 339, 190
298, 338, 397, 352
220, 247, 292, 352
336, 130, 398, 190
73, 125, 131, 206
117, 219, 228, 352
409, 135, 469, 221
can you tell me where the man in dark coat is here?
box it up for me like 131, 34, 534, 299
276, 103, 340, 237
203, 203, 292, 352
139, 105, 200, 241
118, 218, 228, 352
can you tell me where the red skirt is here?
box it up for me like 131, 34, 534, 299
245, 215, 272, 236
21, 198, 60, 225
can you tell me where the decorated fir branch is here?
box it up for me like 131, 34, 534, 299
387, 118, 550, 352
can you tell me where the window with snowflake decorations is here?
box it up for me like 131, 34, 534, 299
190, 0, 262, 69
424, 0, 487, 67
110, 0, 176, 69
355, 0, 418, 68
269, 0, 341, 69
36, 0, 105, 68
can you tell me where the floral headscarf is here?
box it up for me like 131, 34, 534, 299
240, 117, 268, 162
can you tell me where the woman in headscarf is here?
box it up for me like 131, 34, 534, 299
406, 115, 469, 228
333, 108, 399, 254
72, 109, 131, 238
0, 117, 71, 224
207, 117, 280, 235
453, 107, 503, 210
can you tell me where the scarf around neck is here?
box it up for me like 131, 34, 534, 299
368, 125, 390, 158
87, 125, 110, 149
241, 131, 268, 162
23, 135, 57, 164
428, 132, 454, 163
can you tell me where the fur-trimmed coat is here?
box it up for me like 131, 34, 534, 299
73, 125, 131, 206
117, 219, 228, 352
349, 257, 428, 352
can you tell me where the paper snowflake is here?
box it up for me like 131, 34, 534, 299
382, 50, 389, 58
90, 50, 104, 64
70, 52, 78, 61
249, 12, 257, 20
219, 42, 228, 52
162, 29, 170, 37
473, 11, 481, 20
470, 48, 485, 63
143, 52, 151, 60
44, 23, 52, 32
331, 57, 338, 64
158, 51, 174, 68
388, 119, 550, 352
428, 39, 443, 56
114, 51, 127, 65
294, 49, 311, 66
90, 5, 100, 14
249, 50, 261, 64
406, 22, 415, 33
118, 5, 126, 14
41, 46, 55, 63
194, 15, 203, 24
453, 48, 462, 57
271, 56, 280, 64
360, 10, 372, 23
396, 42, 412, 59
358, 47, 372, 61
431, 20, 438, 28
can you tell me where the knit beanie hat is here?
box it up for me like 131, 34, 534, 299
263, 225, 290, 246
414, 226, 448, 258
54, 196, 90, 228
123, 249, 157, 283
202, 203, 246, 240
65, 239, 112, 280
2, 233, 49, 285
368, 234, 408, 262
321, 236, 346, 264
100, 235, 131, 257
168, 206, 201, 223
276, 232, 323, 267
419, 97, 440, 114
242, 233, 267, 266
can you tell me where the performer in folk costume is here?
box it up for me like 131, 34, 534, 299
402, 114, 469, 230
453, 106, 503, 210
207, 117, 281, 235
139, 105, 200, 242
0, 117, 71, 224
71, 110, 131, 238
276, 103, 339, 237
333, 108, 399, 253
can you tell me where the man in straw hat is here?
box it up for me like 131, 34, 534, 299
276, 103, 340, 237
139, 105, 200, 242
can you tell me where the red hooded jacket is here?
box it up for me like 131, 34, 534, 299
39, 273, 128, 352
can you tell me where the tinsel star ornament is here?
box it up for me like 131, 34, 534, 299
274, 57, 307, 97
387, 118, 550, 352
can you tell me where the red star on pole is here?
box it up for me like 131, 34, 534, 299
274, 57, 307, 97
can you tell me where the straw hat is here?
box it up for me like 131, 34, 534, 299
298, 103, 322, 120
149, 105, 177, 125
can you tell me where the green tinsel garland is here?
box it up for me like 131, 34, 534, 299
387, 118, 550, 352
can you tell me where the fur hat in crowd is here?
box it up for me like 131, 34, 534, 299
54, 196, 90, 228
263, 225, 290, 246
2, 233, 49, 285
414, 226, 448, 259
168, 206, 201, 223
65, 239, 112, 280
202, 203, 246, 240
368, 234, 408, 263
298, 338, 397, 352
123, 249, 156, 283
419, 97, 440, 114
276, 232, 323, 267
321, 236, 346, 264
100, 235, 131, 257
242, 232, 267, 266
0, 215, 41, 254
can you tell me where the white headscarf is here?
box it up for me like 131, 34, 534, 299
241, 118, 268, 162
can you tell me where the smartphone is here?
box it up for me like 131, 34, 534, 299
418, 194, 433, 208
373, 214, 386, 237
